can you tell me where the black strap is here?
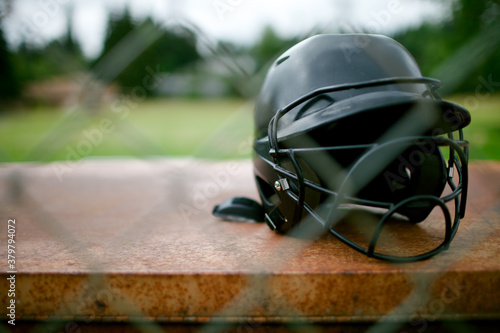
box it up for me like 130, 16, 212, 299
212, 197, 265, 223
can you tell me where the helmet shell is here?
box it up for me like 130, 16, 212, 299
252, 34, 470, 239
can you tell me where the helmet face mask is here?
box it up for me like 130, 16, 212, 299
252, 34, 471, 262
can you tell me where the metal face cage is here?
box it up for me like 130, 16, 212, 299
257, 77, 469, 262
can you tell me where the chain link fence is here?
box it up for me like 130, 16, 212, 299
1, 1, 500, 332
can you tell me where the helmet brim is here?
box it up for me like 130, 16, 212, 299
276, 91, 471, 141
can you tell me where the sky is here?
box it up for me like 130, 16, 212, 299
2, 0, 451, 58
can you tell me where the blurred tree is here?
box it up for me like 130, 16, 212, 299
392, 22, 454, 76
93, 9, 200, 94
96, 8, 135, 65
10, 6, 87, 85
0, 24, 20, 101
61, 4, 80, 56
129, 19, 200, 92
393, 0, 500, 94
450, 0, 491, 44
447, 0, 500, 92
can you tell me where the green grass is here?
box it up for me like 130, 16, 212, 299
0, 98, 254, 162
0, 95, 498, 162
448, 94, 500, 160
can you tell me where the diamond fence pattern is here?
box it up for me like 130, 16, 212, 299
1, 4, 500, 333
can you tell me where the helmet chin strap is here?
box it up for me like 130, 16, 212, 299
212, 197, 265, 223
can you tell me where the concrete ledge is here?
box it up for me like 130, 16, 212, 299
1, 158, 499, 322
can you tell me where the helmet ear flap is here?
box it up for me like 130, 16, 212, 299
255, 155, 323, 233
352, 142, 447, 223
390, 146, 448, 223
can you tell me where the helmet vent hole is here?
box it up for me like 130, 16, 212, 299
295, 94, 335, 120
405, 167, 412, 180
276, 55, 290, 66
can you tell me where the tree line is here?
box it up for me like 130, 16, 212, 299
0, 0, 498, 104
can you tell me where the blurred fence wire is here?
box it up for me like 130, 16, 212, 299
0, 1, 499, 332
